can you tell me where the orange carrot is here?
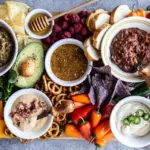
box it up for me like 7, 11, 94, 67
65, 124, 83, 138
90, 109, 102, 128
0, 101, 3, 120
72, 94, 91, 104
0, 120, 10, 138
93, 120, 110, 139
136, 9, 146, 17
128, 9, 145, 17
128, 11, 137, 16
74, 102, 86, 109
94, 131, 113, 147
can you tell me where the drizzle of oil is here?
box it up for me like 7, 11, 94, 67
29, 13, 50, 35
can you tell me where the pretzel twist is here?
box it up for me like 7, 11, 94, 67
69, 85, 80, 93
20, 139, 33, 144
48, 81, 62, 95
4, 127, 16, 138
38, 122, 60, 139
56, 94, 68, 101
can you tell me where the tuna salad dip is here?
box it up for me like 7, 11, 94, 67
0, 27, 13, 67
111, 28, 150, 73
10, 94, 48, 131
117, 102, 150, 137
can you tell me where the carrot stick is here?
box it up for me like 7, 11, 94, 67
72, 94, 91, 104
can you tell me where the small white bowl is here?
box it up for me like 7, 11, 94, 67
101, 17, 150, 82
4, 88, 54, 139
45, 38, 93, 87
25, 9, 54, 39
0, 19, 18, 76
110, 96, 150, 148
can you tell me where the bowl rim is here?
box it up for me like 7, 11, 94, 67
110, 96, 150, 148
101, 16, 150, 83
0, 19, 18, 76
25, 8, 54, 39
45, 38, 93, 87
4, 88, 54, 139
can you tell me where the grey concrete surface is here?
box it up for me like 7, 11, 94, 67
0, 0, 150, 150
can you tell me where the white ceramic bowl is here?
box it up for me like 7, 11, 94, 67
25, 9, 54, 39
0, 19, 18, 76
4, 88, 54, 139
45, 38, 93, 87
110, 96, 150, 148
101, 17, 150, 82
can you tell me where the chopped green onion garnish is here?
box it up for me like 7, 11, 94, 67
133, 117, 141, 125
128, 115, 136, 123
143, 113, 150, 121
123, 118, 130, 125
136, 109, 144, 117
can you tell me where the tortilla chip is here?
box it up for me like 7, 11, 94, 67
5, 1, 30, 15
0, 5, 8, 20
17, 35, 41, 51
0, 2, 30, 35
12, 25, 26, 35
6, 1, 29, 26
16, 35, 25, 51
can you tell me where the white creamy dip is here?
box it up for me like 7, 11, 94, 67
117, 102, 150, 137
11, 94, 48, 132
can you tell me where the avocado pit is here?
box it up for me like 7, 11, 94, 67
19, 58, 36, 77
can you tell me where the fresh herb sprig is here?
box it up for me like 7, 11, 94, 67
0, 70, 17, 103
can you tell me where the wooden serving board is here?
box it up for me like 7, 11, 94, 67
0, 10, 150, 141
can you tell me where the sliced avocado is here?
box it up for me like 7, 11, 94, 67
13, 42, 44, 88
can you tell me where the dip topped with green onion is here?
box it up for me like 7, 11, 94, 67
117, 102, 150, 137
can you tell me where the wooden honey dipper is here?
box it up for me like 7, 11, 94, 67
30, 0, 97, 32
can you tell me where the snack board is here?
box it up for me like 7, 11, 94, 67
0, 1, 150, 148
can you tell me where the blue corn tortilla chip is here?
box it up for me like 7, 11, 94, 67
111, 80, 131, 100
79, 80, 90, 94
88, 85, 95, 105
79, 66, 131, 110
92, 65, 111, 75
91, 69, 116, 108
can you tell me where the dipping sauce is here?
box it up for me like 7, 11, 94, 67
117, 102, 150, 137
0, 27, 13, 67
51, 44, 88, 81
10, 94, 48, 132
111, 28, 150, 73
29, 13, 51, 35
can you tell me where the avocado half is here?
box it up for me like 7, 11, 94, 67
13, 42, 44, 88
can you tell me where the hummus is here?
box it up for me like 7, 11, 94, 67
117, 102, 150, 137
10, 94, 48, 132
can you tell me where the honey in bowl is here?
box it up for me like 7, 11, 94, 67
51, 44, 88, 81
29, 13, 51, 35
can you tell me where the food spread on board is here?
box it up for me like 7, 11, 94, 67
0, 0, 150, 148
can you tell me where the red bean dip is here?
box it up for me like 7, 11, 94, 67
111, 28, 150, 73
